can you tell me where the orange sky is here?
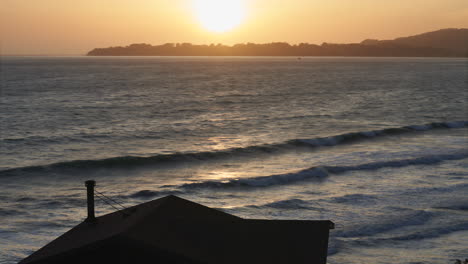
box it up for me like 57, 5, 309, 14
1, 0, 468, 55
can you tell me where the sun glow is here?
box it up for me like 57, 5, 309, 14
193, 0, 246, 33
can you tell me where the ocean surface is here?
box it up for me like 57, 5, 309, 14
0, 56, 467, 264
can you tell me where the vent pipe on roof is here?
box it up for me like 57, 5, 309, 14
85, 180, 96, 222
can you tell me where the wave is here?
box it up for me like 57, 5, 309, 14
291, 120, 467, 147
1, 135, 85, 145
0, 145, 295, 176
128, 189, 182, 199
0, 208, 26, 217
329, 194, 378, 205
387, 222, 468, 241
3, 120, 466, 146
433, 201, 468, 211
261, 198, 313, 210
402, 182, 468, 196
335, 209, 434, 238
349, 221, 468, 246
180, 152, 468, 189
1, 120, 466, 176
227, 198, 325, 211
180, 167, 329, 189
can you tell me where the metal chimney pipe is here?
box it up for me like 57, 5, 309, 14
85, 180, 96, 222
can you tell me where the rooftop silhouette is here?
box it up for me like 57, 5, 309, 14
20, 194, 334, 264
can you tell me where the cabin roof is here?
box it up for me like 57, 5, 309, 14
20, 195, 334, 264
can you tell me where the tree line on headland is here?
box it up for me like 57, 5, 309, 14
87, 29, 468, 57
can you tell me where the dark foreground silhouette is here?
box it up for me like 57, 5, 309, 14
87, 28, 468, 57
20, 192, 334, 264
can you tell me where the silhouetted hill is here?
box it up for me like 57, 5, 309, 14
361, 28, 468, 55
87, 29, 468, 57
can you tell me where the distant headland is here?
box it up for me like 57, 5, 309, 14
87, 29, 468, 57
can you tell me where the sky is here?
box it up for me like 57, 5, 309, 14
1, 0, 468, 55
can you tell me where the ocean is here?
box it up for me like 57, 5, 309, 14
0, 56, 467, 264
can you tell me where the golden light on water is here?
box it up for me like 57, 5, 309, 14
192, 0, 246, 33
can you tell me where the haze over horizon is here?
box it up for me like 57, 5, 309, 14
1, 0, 468, 55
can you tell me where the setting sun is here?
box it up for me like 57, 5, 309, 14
193, 0, 246, 33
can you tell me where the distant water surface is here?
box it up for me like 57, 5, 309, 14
0, 56, 467, 263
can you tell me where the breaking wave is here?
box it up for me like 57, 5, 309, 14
180, 152, 468, 189
1, 121, 466, 177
